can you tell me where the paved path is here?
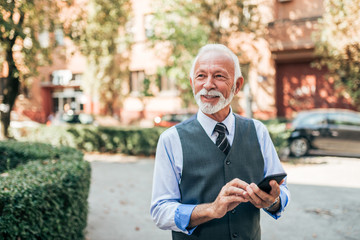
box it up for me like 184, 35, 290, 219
85, 155, 360, 240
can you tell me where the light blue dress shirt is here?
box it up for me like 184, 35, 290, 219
151, 109, 290, 234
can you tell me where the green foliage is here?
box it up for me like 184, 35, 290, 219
142, 77, 153, 97
72, 0, 132, 115
313, 0, 360, 109
149, 0, 263, 107
0, 0, 63, 73
0, 141, 91, 239
12, 122, 289, 157
261, 119, 291, 155
0, 0, 66, 138
0, 141, 75, 173
13, 125, 166, 156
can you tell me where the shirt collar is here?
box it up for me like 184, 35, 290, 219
197, 108, 234, 137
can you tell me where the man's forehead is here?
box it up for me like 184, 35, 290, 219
195, 50, 234, 70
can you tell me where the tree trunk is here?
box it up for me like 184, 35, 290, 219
0, 44, 20, 139
0, 110, 11, 140
0, 78, 19, 139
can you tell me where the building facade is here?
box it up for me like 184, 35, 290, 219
268, 0, 354, 118
6, 0, 356, 125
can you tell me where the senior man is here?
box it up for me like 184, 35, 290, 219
151, 44, 290, 240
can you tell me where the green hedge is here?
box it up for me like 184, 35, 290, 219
12, 125, 165, 156
0, 141, 91, 240
11, 120, 289, 157
261, 118, 291, 155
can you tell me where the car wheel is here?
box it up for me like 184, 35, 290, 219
290, 138, 309, 157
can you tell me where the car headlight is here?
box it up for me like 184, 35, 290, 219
154, 117, 161, 124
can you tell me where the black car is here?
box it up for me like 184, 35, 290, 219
153, 113, 194, 127
51, 112, 95, 125
288, 109, 360, 157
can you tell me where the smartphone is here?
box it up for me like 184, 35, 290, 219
257, 173, 287, 193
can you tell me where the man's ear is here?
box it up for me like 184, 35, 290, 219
189, 77, 193, 87
235, 77, 244, 94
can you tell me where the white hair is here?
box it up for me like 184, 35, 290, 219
189, 44, 242, 83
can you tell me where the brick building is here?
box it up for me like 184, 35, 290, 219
4, 0, 356, 125
268, 0, 354, 118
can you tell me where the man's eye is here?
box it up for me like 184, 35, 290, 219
196, 74, 205, 78
215, 74, 224, 78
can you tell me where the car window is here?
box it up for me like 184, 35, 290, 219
175, 114, 192, 122
294, 113, 327, 126
162, 115, 173, 122
327, 113, 360, 126
62, 114, 80, 123
162, 113, 192, 122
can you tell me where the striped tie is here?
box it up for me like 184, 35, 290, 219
214, 123, 231, 155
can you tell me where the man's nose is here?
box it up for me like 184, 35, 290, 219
203, 76, 215, 90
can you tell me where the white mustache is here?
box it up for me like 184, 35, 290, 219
198, 89, 223, 97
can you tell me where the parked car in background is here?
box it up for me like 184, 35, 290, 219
51, 112, 95, 125
288, 109, 360, 157
153, 112, 194, 127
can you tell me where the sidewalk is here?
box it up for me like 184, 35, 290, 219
84, 155, 170, 240
84, 154, 360, 240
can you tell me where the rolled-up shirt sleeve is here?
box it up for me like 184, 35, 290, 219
175, 204, 197, 234
150, 127, 194, 233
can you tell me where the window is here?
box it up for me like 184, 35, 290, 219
55, 28, 65, 46
144, 14, 154, 38
70, 74, 82, 85
39, 30, 50, 48
125, 18, 136, 37
52, 90, 84, 114
52, 70, 72, 85
303, 113, 327, 125
129, 70, 145, 93
327, 113, 360, 127
293, 113, 326, 127
158, 75, 176, 92
53, 97, 59, 113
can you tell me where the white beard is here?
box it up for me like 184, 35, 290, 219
194, 86, 235, 114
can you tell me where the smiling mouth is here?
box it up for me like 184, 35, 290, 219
202, 95, 220, 99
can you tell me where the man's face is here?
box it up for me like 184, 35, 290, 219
191, 51, 237, 115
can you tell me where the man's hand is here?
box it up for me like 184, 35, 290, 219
243, 179, 284, 212
188, 178, 249, 228
210, 178, 250, 218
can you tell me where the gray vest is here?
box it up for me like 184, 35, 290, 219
173, 114, 264, 240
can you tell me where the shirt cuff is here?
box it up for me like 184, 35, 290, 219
174, 204, 197, 235
264, 189, 288, 219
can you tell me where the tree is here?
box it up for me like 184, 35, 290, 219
0, 0, 132, 139
0, 0, 72, 139
71, 0, 132, 116
313, 0, 360, 109
148, 0, 264, 107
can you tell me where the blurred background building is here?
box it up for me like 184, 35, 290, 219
3, 0, 355, 125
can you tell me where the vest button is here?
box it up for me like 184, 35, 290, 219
231, 209, 236, 214
232, 233, 238, 238
226, 161, 231, 165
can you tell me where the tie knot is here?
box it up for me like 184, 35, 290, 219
214, 123, 227, 134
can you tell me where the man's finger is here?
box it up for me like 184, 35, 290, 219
229, 178, 249, 190
224, 195, 249, 204
246, 184, 264, 206
227, 186, 247, 196
269, 180, 281, 197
